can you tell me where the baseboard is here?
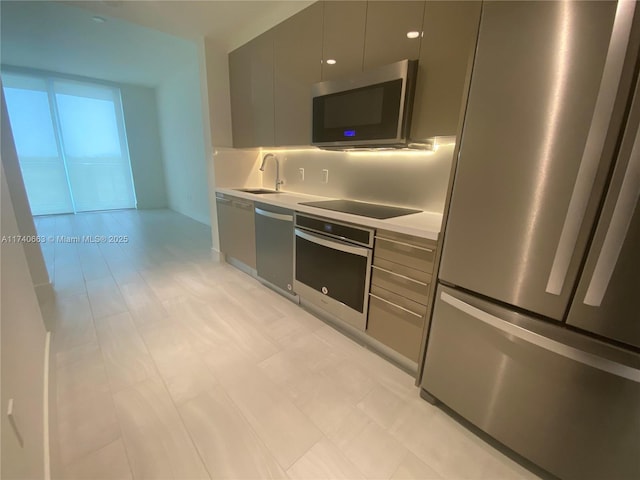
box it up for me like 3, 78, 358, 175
210, 247, 222, 262
299, 298, 418, 376
43, 331, 52, 480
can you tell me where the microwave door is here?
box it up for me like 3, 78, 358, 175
311, 59, 416, 148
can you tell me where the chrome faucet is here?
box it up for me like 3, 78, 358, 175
259, 153, 284, 192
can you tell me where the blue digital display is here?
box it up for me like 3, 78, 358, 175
343, 130, 356, 137
324, 224, 333, 233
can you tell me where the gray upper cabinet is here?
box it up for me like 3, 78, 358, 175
229, 31, 275, 148
228, 0, 481, 147
411, 1, 481, 140
321, 1, 367, 81
362, 1, 425, 70
274, 2, 323, 146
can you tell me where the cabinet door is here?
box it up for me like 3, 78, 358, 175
229, 31, 275, 147
321, 1, 367, 81
230, 198, 257, 269
274, 2, 323, 146
216, 196, 235, 254
363, 1, 425, 70
411, 1, 481, 139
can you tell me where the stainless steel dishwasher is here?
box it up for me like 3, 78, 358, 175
254, 202, 295, 296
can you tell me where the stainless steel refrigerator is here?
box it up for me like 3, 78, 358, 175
421, 2, 640, 479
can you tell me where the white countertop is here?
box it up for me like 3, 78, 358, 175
216, 187, 442, 240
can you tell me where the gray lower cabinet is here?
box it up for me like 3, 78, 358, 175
254, 203, 294, 293
215, 193, 256, 269
367, 229, 437, 363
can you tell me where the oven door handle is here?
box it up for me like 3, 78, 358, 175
295, 228, 370, 258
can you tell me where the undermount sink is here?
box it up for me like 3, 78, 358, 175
234, 188, 279, 194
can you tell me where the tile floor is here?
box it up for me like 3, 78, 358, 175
35, 209, 540, 480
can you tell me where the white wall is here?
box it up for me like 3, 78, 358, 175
0, 83, 52, 304
1, 96, 48, 480
120, 84, 168, 209
201, 37, 237, 251
156, 53, 211, 226
202, 38, 233, 148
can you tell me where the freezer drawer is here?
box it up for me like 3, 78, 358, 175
422, 285, 640, 480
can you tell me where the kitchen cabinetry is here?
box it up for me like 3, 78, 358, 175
255, 203, 295, 294
362, 1, 425, 70
367, 229, 436, 363
411, 1, 481, 139
215, 193, 256, 269
228, 31, 275, 148
321, 1, 367, 81
273, 2, 323, 146
228, 1, 480, 147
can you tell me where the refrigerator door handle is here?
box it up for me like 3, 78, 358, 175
440, 291, 640, 383
583, 116, 640, 307
545, 0, 636, 296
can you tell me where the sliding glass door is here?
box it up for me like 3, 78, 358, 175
2, 75, 74, 215
2, 72, 137, 215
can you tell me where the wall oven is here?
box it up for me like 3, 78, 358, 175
294, 214, 374, 330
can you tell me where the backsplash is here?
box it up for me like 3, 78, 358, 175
212, 144, 455, 214
212, 147, 262, 188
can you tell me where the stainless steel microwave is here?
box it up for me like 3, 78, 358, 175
311, 59, 424, 150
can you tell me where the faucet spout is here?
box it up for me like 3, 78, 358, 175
259, 153, 284, 192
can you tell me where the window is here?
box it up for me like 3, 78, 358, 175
2, 72, 137, 215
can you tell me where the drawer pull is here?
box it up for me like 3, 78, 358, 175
372, 265, 428, 286
375, 236, 434, 252
369, 293, 423, 318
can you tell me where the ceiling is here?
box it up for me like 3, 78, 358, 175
0, 1, 313, 86
65, 0, 314, 51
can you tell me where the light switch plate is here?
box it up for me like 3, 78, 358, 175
321, 169, 329, 183
298, 168, 305, 181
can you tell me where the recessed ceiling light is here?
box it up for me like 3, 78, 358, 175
326, 59, 337, 65
92, 16, 107, 23
406, 31, 420, 39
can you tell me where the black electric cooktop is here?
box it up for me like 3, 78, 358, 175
299, 199, 422, 219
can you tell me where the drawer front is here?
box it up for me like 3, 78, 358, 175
367, 286, 427, 362
374, 236, 436, 272
371, 258, 431, 305
376, 229, 436, 250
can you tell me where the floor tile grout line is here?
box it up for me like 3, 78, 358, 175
83, 278, 137, 479
45, 210, 534, 480
128, 324, 214, 480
